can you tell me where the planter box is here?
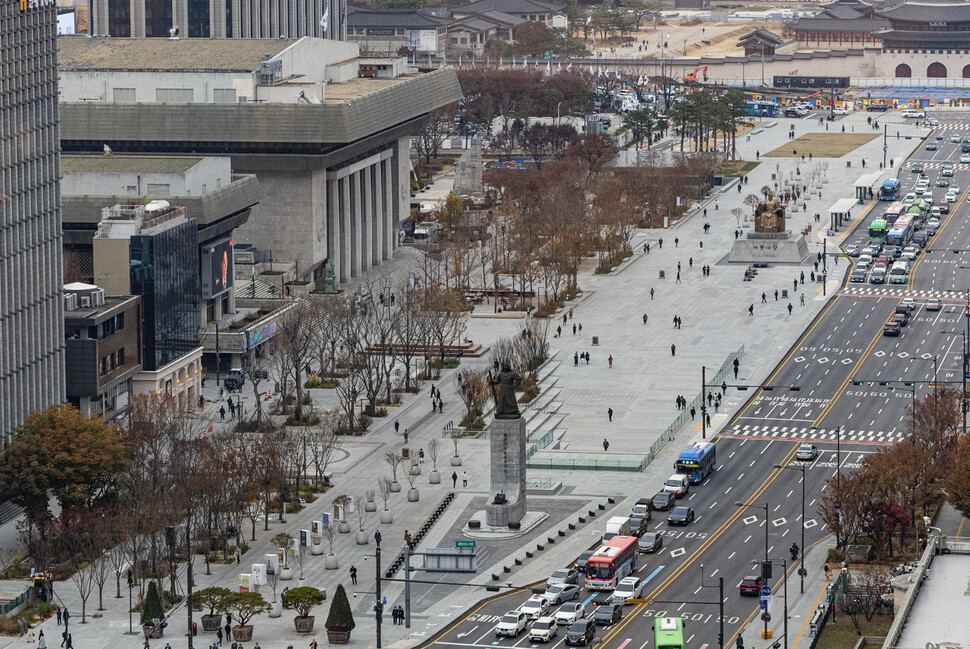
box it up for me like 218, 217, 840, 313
143, 625, 163, 639
311, 543, 324, 556
380, 510, 393, 524
232, 625, 254, 642
325, 554, 339, 570
328, 630, 352, 644
294, 615, 316, 633
389, 481, 402, 493
201, 615, 222, 631
450, 456, 463, 466
407, 488, 420, 502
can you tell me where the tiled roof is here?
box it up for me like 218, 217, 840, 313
453, 0, 564, 15
823, 6, 864, 18
792, 17, 890, 30
58, 35, 295, 72
877, 0, 970, 22
878, 28, 970, 41
737, 28, 784, 45
347, 6, 450, 28
61, 155, 204, 174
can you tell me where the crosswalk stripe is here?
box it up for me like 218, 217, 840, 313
720, 423, 901, 444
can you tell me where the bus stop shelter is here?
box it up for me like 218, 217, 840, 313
828, 198, 858, 232
854, 172, 882, 203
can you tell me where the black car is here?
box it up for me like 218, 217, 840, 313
668, 506, 695, 526
593, 604, 623, 626
867, 103, 890, 112
652, 491, 676, 511
574, 550, 595, 571
850, 269, 867, 283
629, 516, 649, 537
638, 531, 663, 553
892, 312, 909, 327
913, 163, 925, 173
565, 619, 596, 646
884, 322, 901, 337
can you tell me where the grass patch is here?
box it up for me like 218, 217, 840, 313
814, 610, 891, 649
763, 133, 880, 158
716, 160, 761, 177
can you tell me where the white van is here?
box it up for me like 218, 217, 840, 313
602, 516, 632, 542
663, 474, 690, 498
902, 109, 926, 118
889, 260, 909, 284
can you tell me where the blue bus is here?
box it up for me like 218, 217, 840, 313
746, 100, 779, 117
880, 179, 901, 201
674, 441, 717, 484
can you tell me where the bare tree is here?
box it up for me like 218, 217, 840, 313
276, 300, 315, 422
385, 451, 405, 486
378, 478, 392, 512
426, 439, 440, 473
307, 411, 343, 485
323, 520, 337, 556
91, 552, 112, 611
107, 541, 129, 599
414, 106, 456, 173
354, 495, 368, 533
295, 541, 310, 580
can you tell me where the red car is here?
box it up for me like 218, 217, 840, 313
938, 204, 950, 214
740, 576, 765, 596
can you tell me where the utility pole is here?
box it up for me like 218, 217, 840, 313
186, 522, 194, 648
701, 365, 707, 439
822, 238, 827, 296
375, 531, 383, 648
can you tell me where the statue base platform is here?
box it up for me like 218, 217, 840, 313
487, 416, 528, 526
728, 231, 810, 265
485, 497, 527, 527
463, 510, 548, 540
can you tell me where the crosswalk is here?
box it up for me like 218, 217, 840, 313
839, 286, 965, 299
904, 162, 970, 170
721, 423, 901, 444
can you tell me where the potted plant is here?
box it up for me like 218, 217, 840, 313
450, 432, 462, 466
193, 586, 231, 631
406, 460, 420, 502
266, 564, 283, 618
141, 581, 165, 638
334, 495, 352, 533
354, 494, 369, 545
365, 488, 377, 512
427, 439, 441, 484
385, 451, 404, 493
378, 478, 393, 524
282, 586, 327, 633
216, 591, 269, 642
272, 532, 295, 581
311, 532, 324, 556
324, 584, 355, 644
323, 521, 339, 570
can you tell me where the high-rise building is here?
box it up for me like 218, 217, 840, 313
0, 0, 66, 442
88, 0, 347, 40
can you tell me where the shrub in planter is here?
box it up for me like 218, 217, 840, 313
141, 581, 164, 628
217, 591, 269, 641
192, 587, 231, 631
282, 586, 326, 633
324, 584, 356, 644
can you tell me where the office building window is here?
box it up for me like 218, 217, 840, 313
116, 348, 125, 367
113, 88, 136, 102
108, 0, 131, 36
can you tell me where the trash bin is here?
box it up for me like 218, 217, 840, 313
659, 270, 666, 279
782, 290, 789, 298
592, 336, 600, 346
402, 447, 410, 458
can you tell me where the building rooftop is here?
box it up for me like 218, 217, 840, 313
737, 28, 784, 46
877, 0, 970, 22
876, 27, 970, 41
321, 75, 408, 102
895, 553, 970, 646
452, 0, 563, 14
792, 17, 890, 30
58, 35, 296, 72
347, 6, 450, 28
61, 155, 205, 174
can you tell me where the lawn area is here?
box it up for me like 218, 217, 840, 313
717, 160, 761, 177
815, 612, 892, 649
762, 133, 880, 158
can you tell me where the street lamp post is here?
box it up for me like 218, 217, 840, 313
775, 463, 806, 594
736, 501, 769, 639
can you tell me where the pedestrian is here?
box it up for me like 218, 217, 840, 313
462, 471, 468, 487
235, 546, 241, 564
310, 639, 319, 649
690, 406, 696, 420
608, 407, 613, 421
216, 629, 223, 646
438, 400, 443, 413
403, 429, 409, 444
793, 279, 798, 292
350, 565, 358, 585
56, 609, 61, 626
689, 257, 693, 268
671, 344, 676, 357
659, 238, 663, 249
800, 271, 805, 284
676, 272, 681, 283
788, 302, 794, 315
774, 289, 778, 301
63, 610, 69, 625
749, 304, 754, 316
643, 313, 648, 325
699, 241, 704, 249
674, 237, 679, 247
572, 324, 577, 335
761, 292, 767, 303
225, 623, 231, 641
608, 355, 613, 368
603, 438, 610, 451
574, 351, 579, 366
38, 631, 46, 649
706, 414, 711, 427
452, 471, 458, 487
801, 293, 805, 306
650, 288, 654, 300
219, 405, 226, 420
557, 325, 562, 337
395, 420, 400, 433
673, 315, 678, 328
579, 323, 583, 333
734, 364, 739, 379
585, 352, 590, 365
811, 271, 815, 282
569, 307, 573, 319
419, 448, 425, 463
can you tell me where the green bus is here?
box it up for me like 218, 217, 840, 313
868, 218, 888, 242
653, 617, 686, 649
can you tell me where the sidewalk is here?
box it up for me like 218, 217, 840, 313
0, 109, 924, 649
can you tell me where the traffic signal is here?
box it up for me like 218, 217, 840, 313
879, 381, 891, 386
903, 381, 916, 387
761, 560, 772, 580
851, 381, 865, 386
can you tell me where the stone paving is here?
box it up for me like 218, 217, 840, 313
0, 110, 926, 649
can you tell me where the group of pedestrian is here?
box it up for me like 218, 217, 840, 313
674, 395, 689, 410
700, 265, 711, 276
391, 605, 406, 625
429, 385, 444, 413
573, 351, 591, 366
451, 471, 469, 487
672, 315, 683, 329
219, 396, 240, 420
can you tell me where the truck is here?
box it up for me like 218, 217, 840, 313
224, 368, 245, 392
631, 498, 653, 519
602, 516, 631, 542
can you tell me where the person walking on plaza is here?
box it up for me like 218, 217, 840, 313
403, 428, 409, 444
674, 237, 679, 247
350, 565, 358, 585
671, 344, 676, 357
800, 293, 805, 306
452, 471, 458, 487
608, 355, 613, 368
56, 609, 61, 626
462, 471, 468, 487
761, 292, 767, 304
574, 351, 579, 366
650, 288, 654, 300
395, 420, 400, 434
749, 304, 754, 316
690, 406, 696, 420
788, 302, 794, 315
608, 407, 613, 421
603, 438, 610, 451
643, 313, 648, 325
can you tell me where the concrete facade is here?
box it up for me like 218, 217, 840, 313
0, 1, 66, 443
486, 416, 527, 526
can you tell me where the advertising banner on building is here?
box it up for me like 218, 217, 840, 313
201, 238, 234, 298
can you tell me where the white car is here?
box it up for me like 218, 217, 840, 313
952, 134, 961, 143
521, 596, 551, 620
833, 106, 848, 115
555, 602, 586, 625
528, 617, 558, 643
961, 154, 970, 163
495, 611, 528, 638
902, 109, 926, 118
845, 243, 860, 256
904, 192, 917, 202
901, 298, 917, 310
540, 584, 581, 605
946, 192, 957, 203
923, 195, 934, 206
613, 576, 644, 605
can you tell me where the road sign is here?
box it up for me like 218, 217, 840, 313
929, 382, 942, 387
627, 599, 651, 604
455, 540, 476, 548
760, 585, 771, 597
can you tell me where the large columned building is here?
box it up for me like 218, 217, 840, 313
0, 0, 67, 442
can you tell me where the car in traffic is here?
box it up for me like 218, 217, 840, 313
593, 604, 623, 626
495, 611, 528, 637
565, 618, 597, 646
870, 267, 887, 284
927, 298, 942, 311
850, 268, 867, 283
952, 134, 962, 143
938, 178, 950, 187
740, 575, 766, 596
663, 474, 690, 498
926, 142, 937, 150
555, 602, 585, 626
521, 596, 551, 620
892, 312, 909, 327
938, 203, 950, 214
796, 443, 819, 460
884, 321, 901, 336
613, 577, 644, 605
548, 568, 580, 586
638, 531, 663, 553
902, 109, 926, 118
867, 103, 890, 112
942, 165, 954, 177
962, 154, 970, 163
629, 516, 649, 537
845, 243, 860, 256
946, 191, 958, 202
912, 163, 925, 173
574, 550, 595, 571
653, 491, 676, 511
833, 106, 848, 115
667, 506, 695, 526
528, 617, 559, 643
541, 584, 582, 605
901, 248, 918, 262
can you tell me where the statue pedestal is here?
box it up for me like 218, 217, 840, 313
486, 416, 527, 527
728, 231, 810, 264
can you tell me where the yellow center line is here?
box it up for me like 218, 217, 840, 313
906, 182, 970, 291
957, 516, 966, 537
428, 586, 532, 646
594, 443, 802, 647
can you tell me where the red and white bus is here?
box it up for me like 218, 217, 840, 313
883, 202, 905, 225
584, 536, 639, 590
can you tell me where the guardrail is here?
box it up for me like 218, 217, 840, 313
880, 534, 938, 649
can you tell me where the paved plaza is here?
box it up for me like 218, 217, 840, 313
0, 110, 928, 649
